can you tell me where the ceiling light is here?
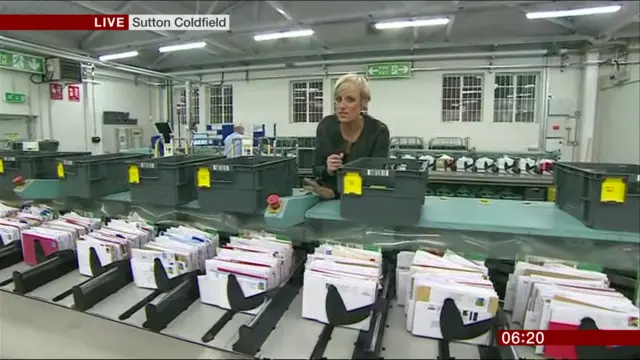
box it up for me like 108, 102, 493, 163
159, 41, 207, 53
98, 51, 139, 62
254, 29, 314, 41
374, 18, 450, 30
526, 5, 621, 19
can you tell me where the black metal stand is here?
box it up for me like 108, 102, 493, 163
575, 318, 640, 360
310, 268, 393, 360
71, 247, 133, 311
142, 258, 201, 332
0, 241, 23, 273
200, 256, 304, 347
231, 257, 305, 355
12, 242, 78, 295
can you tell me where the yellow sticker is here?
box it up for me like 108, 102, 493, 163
600, 177, 626, 203
547, 186, 556, 202
128, 165, 140, 184
479, 199, 490, 204
197, 167, 211, 188
343, 172, 362, 195
0, 159, 3, 174
56, 162, 65, 179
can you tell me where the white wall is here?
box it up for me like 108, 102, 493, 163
193, 55, 583, 153
594, 51, 640, 165
0, 68, 163, 153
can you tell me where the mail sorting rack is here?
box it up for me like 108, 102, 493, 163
0, 232, 638, 359
0, 235, 530, 360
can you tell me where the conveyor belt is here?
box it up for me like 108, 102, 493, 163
0, 258, 521, 360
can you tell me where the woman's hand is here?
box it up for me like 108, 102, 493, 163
303, 178, 336, 200
326, 153, 344, 175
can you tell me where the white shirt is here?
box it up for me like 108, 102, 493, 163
224, 132, 243, 158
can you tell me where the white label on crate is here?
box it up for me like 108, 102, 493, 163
367, 169, 390, 177
3, 157, 15, 161
63, 160, 73, 165
211, 164, 231, 172
139, 162, 155, 169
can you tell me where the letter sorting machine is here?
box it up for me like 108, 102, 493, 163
0, 152, 637, 360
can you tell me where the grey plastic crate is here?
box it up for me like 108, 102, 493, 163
57, 153, 150, 198
196, 156, 296, 214
338, 157, 428, 226
524, 187, 547, 202
127, 155, 223, 207
555, 162, 640, 233
0, 151, 89, 192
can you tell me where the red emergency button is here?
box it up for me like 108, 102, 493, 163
267, 194, 281, 211
552, 125, 560, 130
13, 176, 24, 186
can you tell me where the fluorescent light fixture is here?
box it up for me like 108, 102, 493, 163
254, 29, 314, 41
526, 5, 621, 19
98, 51, 139, 62
374, 18, 450, 30
159, 41, 207, 53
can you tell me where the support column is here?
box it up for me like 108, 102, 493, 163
578, 50, 599, 162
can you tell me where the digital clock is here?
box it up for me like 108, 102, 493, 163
498, 330, 545, 346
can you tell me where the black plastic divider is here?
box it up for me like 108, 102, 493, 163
231, 253, 306, 355
71, 247, 133, 311
0, 241, 23, 275
351, 267, 394, 360
13, 243, 78, 295
575, 318, 640, 360
201, 251, 306, 347
142, 258, 201, 332
310, 273, 387, 360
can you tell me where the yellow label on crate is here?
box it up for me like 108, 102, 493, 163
56, 162, 65, 178
343, 172, 362, 195
479, 199, 490, 205
547, 186, 556, 202
128, 165, 140, 184
600, 178, 626, 203
0, 158, 3, 174
197, 167, 211, 188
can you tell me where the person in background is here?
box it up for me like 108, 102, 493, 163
304, 73, 390, 199
224, 124, 245, 158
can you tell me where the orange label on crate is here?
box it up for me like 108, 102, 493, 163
197, 167, 211, 188
600, 178, 626, 204
343, 172, 362, 196
128, 165, 140, 184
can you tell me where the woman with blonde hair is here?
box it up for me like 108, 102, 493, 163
304, 73, 390, 199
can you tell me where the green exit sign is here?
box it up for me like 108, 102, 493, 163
365, 62, 412, 79
4, 92, 26, 104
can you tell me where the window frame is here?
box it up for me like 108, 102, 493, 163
208, 84, 234, 125
290, 79, 325, 123
441, 73, 485, 123
493, 72, 539, 123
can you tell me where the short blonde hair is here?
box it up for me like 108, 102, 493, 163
334, 73, 371, 103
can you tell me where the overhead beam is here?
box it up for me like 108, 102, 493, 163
206, 0, 220, 15
77, 1, 135, 49
597, 11, 640, 43
90, 1, 542, 52
444, 15, 455, 42
166, 34, 597, 72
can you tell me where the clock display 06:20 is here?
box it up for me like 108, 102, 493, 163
498, 330, 545, 346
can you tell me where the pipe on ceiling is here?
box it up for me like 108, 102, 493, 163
0, 35, 198, 84
170, 49, 568, 76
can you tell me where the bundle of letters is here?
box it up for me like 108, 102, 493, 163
77, 218, 154, 276
199, 234, 294, 315
403, 250, 497, 346
505, 261, 639, 359
1, 208, 101, 266
131, 226, 218, 289
0, 203, 18, 218
301, 244, 382, 331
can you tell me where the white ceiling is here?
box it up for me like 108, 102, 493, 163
0, 0, 639, 72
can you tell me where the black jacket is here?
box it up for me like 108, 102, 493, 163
312, 114, 390, 195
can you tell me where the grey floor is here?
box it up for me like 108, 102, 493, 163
0, 291, 245, 359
